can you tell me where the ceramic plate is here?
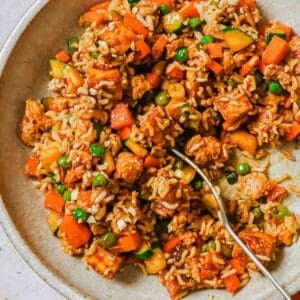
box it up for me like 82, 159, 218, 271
0, 1, 299, 299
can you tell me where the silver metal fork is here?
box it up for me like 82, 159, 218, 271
171, 148, 291, 300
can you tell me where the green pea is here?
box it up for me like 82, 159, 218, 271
73, 208, 88, 222
193, 179, 203, 191
254, 71, 264, 86
176, 47, 189, 62
225, 171, 238, 185
155, 91, 169, 106
268, 80, 284, 95
251, 207, 263, 219
58, 156, 71, 169
66, 36, 79, 55
55, 184, 66, 195
90, 143, 106, 157
159, 4, 170, 15
201, 34, 214, 45
203, 239, 216, 252
93, 173, 107, 187
90, 52, 100, 59
236, 163, 250, 175
63, 190, 71, 202
188, 17, 202, 29
97, 232, 117, 248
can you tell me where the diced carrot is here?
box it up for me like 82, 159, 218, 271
181, 2, 199, 18
239, 55, 260, 76
223, 274, 241, 293
150, 0, 175, 8
81, 11, 107, 26
200, 268, 217, 280
60, 215, 91, 248
90, 1, 110, 11
112, 89, 123, 101
286, 121, 300, 141
44, 190, 65, 214
168, 66, 184, 79
206, 59, 223, 74
55, 50, 70, 62
163, 237, 181, 253
267, 185, 287, 202
229, 259, 245, 275
206, 43, 223, 59
124, 13, 149, 39
111, 103, 135, 130
258, 59, 267, 75
237, 0, 256, 10
78, 190, 93, 207
135, 40, 151, 60
262, 36, 289, 65
144, 155, 160, 168
26, 155, 39, 177
64, 168, 83, 184
151, 35, 168, 60
118, 126, 132, 141
111, 233, 141, 252
146, 72, 160, 89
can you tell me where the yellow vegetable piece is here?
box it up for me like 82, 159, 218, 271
174, 166, 196, 184
63, 64, 84, 88
47, 212, 60, 234
167, 82, 185, 99
229, 130, 258, 156
49, 59, 66, 79
223, 29, 254, 52
40, 142, 62, 171
49, 59, 83, 88
124, 139, 148, 158
103, 150, 115, 175
145, 249, 166, 274
202, 193, 218, 209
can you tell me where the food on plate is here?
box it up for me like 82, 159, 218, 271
19, 0, 300, 298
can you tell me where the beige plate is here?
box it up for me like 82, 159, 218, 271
0, 0, 300, 299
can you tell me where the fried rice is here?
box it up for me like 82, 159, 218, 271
18, 0, 300, 298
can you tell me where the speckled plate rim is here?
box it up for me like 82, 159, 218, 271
1, 1, 300, 300
0, 1, 85, 299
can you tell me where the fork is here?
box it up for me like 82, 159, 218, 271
171, 148, 291, 300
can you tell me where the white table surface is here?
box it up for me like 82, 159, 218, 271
0, 1, 64, 299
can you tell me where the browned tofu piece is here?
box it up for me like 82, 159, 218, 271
19, 98, 51, 146
214, 94, 253, 131
239, 230, 275, 258
84, 243, 123, 279
100, 21, 135, 55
